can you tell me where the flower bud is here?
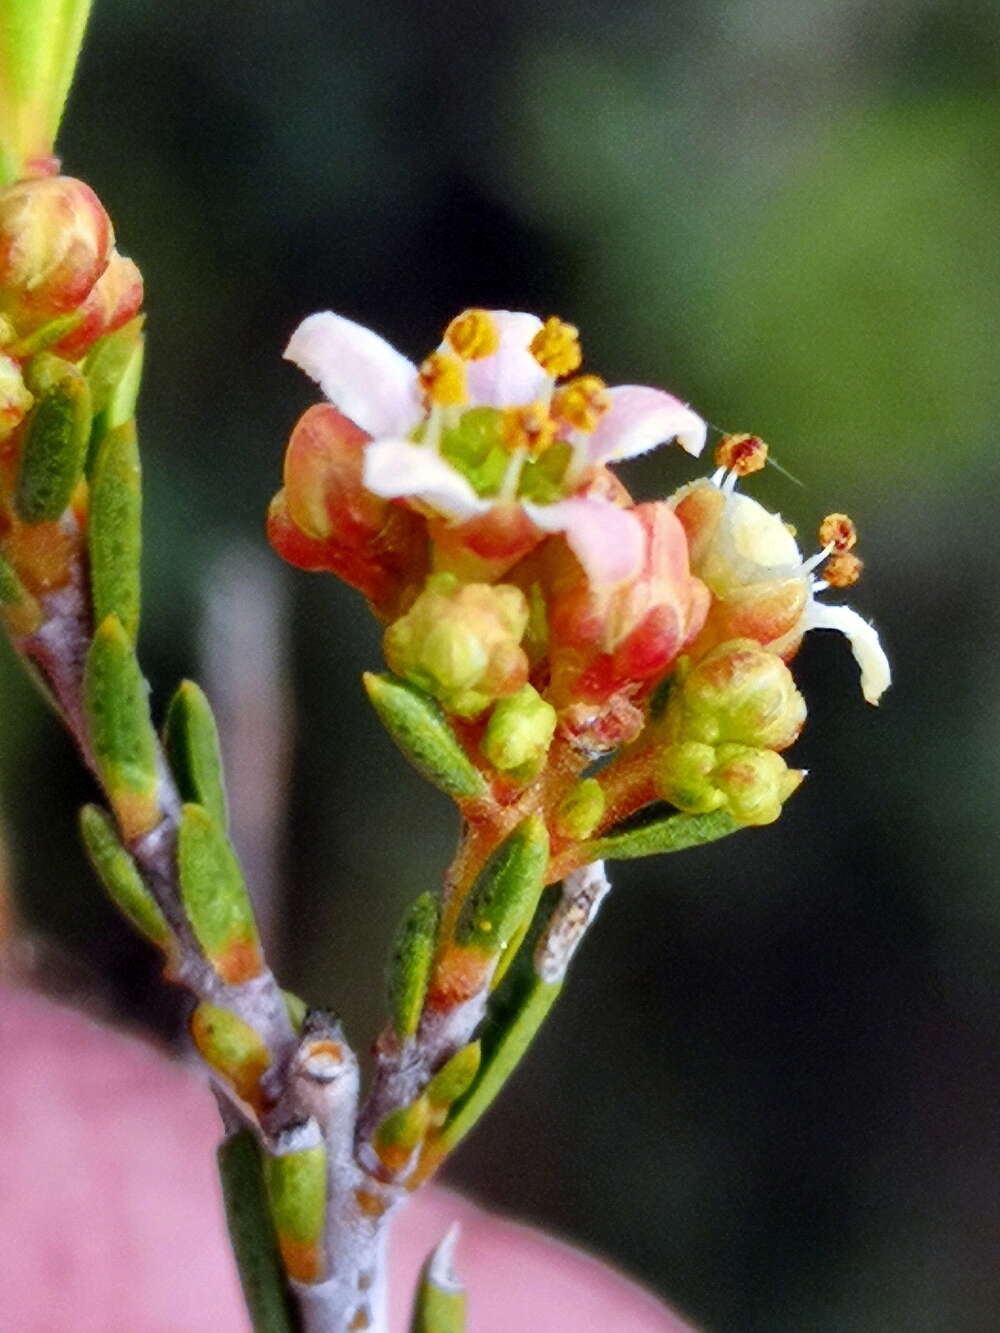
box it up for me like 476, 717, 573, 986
656, 739, 803, 827
384, 573, 529, 718
668, 639, 806, 752
481, 684, 557, 778
0, 352, 32, 439
268, 403, 428, 616
51, 251, 143, 360
0, 176, 113, 322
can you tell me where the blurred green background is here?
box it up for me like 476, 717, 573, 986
2, 1, 999, 1329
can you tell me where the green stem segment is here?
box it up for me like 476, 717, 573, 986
217, 1131, 298, 1333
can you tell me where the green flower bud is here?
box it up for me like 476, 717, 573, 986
383, 572, 529, 718
481, 684, 556, 779
554, 776, 606, 840
666, 639, 806, 752
713, 744, 804, 827
656, 741, 727, 816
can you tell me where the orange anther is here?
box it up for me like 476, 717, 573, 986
530, 316, 582, 377
553, 375, 610, 432
445, 308, 499, 360
818, 512, 858, 553
823, 551, 863, 587
714, 433, 768, 476
502, 402, 555, 456
418, 351, 466, 408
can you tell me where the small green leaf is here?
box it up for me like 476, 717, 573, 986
588, 804, 742, 861
191, 1002, 270, 1109
14, 356, 91, 523
88, 419, 141, 640
363, 672, 488, 802
264, 1123, 327, 1284
164, 680, 228, 829
78, 802, 169, 947
455, 815, 549, 953
410, 1226, 466, 1333
426, 1042, 481, 1111
217, 1131, 296, 1333
178, 802, 262, 984
387, 891, 439, 1041
83, 614, 159, 840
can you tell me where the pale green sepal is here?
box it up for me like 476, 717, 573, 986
387, 891, 439, 1041
363, 672, 488, 802
410, 1225, 467, 1333
78, 802, 169, 947
455, 814, 549, 952
88, 419, 142, 640
14, 356, 91, 523
177, 803, 262, 984
589, 805, 742, 861
217, 1131, 297, 1333
85, 317, 145, 447
83, 614, 159, 840
164, 680, 228, 830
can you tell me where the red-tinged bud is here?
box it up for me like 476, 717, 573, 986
428, 501, 540, 583
51, 251, 143, 360
0, 176, 113, 323
268, 403, 428, 617
545, 501, 710, 710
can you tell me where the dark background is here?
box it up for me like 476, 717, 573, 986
2, 2, 999, 1329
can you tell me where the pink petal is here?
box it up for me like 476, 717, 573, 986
588, 385, 707, 463
462, 311, 550, 408
364, 439, 489, 522
285, 311, 423, 437
525, 497, 645, 587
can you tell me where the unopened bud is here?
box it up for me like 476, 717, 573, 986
53, 251, 143, 360
0, 176, 112, 321
671, 639, 806, 752
713, 744, 803, 827
656, 741, 726, 816
481, 684, 556, 778
384, 573, 529, 718
554, 777, 606, 840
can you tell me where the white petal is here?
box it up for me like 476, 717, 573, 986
588, 385, 708, 463
285, 311, 422, 437
524, 497, 645, 587
462, 311, 549, 408
807, 600, 892, 705
363, 439, 489, 522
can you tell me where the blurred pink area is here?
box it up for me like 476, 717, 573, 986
0, 983, 693, 1332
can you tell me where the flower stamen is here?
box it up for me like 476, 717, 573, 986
553, 375, 610, 432
444, 309, 499, 361
714, 432, 768, 477
419, 351, 467, 409
818, 512, 858, 553
530, 316, 582, 378
822, 550, 864, 587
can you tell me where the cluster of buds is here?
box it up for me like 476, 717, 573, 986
0, 169, 144, 640
270, 307, 889, 849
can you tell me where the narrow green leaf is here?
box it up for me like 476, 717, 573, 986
178, 802, 262, 984
264, 1122, 328, 1284
88, 419, 142, 640
217, 1130, 296, 1333
14, 357, 91, 523
78, 803, 170, 947
83, 614, 159, 840
191, 1002, 270, 1109
426, 1042, 481, 1111
387, 891, 439, 1041
164, 680, 228, 829
410, 1226, 466, 1333
363, 672, 488, 802
588, 804, 742, 861
455, 815, 549, 952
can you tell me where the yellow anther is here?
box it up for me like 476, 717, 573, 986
553, 375, 611, 432
530, 316, 582, 378
818, 512, 858, 553
418, 351, 467, 408
714, 432, 768, 476
823, 551, 863, 587
502, 402, 555, 456
445, 308, 499, 361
